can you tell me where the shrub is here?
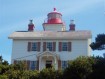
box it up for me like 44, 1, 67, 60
63, 56, 95, 79
0, 75, 8, 79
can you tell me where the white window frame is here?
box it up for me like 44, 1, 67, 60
62, 42, 68, 51
61, 61, 68, 69
46, 42, 53, 51
30, 61, 37, 70
32, 42, 38, 51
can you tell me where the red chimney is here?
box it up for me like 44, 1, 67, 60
69, 20, 75, 31
28, 20, 34, 31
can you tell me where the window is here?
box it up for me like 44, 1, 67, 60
30, 61, 37, 70
28, 42, 40, 52
62, 42, 68, 51
47, 42, 53, 51
59, 42, 71, 52
43, 42, 56, 51
32, 43, 38, 51
62, 61, 68, 69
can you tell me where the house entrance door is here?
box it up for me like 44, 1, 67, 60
46, 60, 52, 68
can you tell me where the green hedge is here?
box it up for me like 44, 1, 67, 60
0, 56, 105, 79
0, 75, 8, 79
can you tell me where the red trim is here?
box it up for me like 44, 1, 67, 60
37, 60, 39, 70
48, 12, 62, 16
14, 60, 17, 64
43, 42, 46, 51
54, 8, 56, 11
58, 60, 61, 70
28, 24, 34, 31
37, 42, 40, 52
43, 23, 63, 25
68, 42, 71, 51
28, 42, 32, 52
27, 60, 30, 70
47, 18, 62, 24
59, 42, 62, 52
69, 24, 75, 31
53, 42, 56, 51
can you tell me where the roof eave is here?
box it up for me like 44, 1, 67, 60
8, 36, 92, 40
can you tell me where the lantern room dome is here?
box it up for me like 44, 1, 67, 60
47, 8, 62, 16
46, 8, 63, 24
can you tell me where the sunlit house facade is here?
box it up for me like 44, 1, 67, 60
9, 8, 92, 70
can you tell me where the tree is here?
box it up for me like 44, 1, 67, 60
0, 56, 3, 64
2, 60, 9, 65
90, 34, 105, 50
0, 56, 9, 75
63, 56, 95, 79
11, 61, 28, 71
88, 56, 105, 79
0, 55, 8, 65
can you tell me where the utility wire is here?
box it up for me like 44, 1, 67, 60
13, 54, 37, 60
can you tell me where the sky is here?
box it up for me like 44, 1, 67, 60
0, 0, 105, 63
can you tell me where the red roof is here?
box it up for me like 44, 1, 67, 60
47, 8, 62, 16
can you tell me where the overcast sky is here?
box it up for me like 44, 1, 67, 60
0, 0, 105, 63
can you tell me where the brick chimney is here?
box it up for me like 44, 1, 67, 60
69, 20, 75, 31
28, 20, 34, 31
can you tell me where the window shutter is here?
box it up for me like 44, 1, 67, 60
68, 42, 71, 51
58, 60, 61, 70
37, 42, 40, 52
28, 42, 32, 51
43, 42, 46, 51
53, 42, 56, 51
14, 60, 17, 64
59, 42, 62, 52
27, 60, 30, 70
36, 60, 39, 70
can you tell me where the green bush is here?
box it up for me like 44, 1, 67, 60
39, 68, 63, 79
0, 64, 9, 75
39, 68, 56, 79
63, 56, 95, 79
0, 75, 8, 79
1, 56, 105, 79
22, 70, 39, 79
88, 57, 105, 79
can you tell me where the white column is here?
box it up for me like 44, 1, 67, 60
54, 56, 57, 70
39, 56, 42, 71
40, 38, 43, 53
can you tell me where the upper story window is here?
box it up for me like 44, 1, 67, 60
43, 42, 56, 51
47, 42, 53, 51
62, 42, 68, 51
59, 42, 71, 52
32, 43, 38, 51
28, 42, 40, 52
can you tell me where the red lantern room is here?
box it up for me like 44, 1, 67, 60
43, 8, 66, 31
47, 8, 63, 24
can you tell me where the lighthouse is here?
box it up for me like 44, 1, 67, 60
43, 8, 66, 31
9, 8, 92, 71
